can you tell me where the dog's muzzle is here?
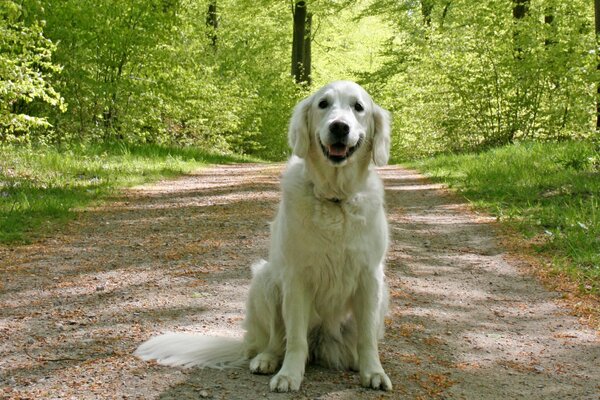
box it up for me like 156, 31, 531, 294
320, 122, 362, 164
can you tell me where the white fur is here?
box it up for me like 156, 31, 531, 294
135, 81, 393, 392
135, 333, 245, 369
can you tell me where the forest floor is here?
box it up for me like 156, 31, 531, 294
1, 163, 599, 399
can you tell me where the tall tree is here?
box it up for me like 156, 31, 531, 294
421, 0, 433, 27
302, 12, 312, 84
206, 0, 218, 48
512, 0, 528, 19
291, 1, 311, 84
512, 0, 529, 57
544, 7, 554, 46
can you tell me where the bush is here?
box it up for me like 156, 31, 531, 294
0, 0, 64, 142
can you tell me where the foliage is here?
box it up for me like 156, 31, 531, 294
1, 0, 599, 159
363, 0, 597, 159
411, 141, 600, 294
20, 0, 183, 142
0, 142, 255, 243
162, 0, 301, 159
11, 0, 306, 157
0, 0, 64, 141
1, 0, 397, 157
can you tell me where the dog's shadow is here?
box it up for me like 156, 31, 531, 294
157, 365, 388, 399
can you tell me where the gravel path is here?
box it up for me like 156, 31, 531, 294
1, 163, 598, 399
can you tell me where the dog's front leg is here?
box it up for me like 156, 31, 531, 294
353, 268, 392, 391
269, 281, 310, 392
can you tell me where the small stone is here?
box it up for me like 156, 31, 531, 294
199, 390, 210, 398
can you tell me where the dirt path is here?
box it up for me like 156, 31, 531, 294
1, 164, 598, 399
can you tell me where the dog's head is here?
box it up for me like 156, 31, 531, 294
288, 81, 391, 167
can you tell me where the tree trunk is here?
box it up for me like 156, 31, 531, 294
301, 13, 312, 85
544, 11, 554, 46
544, 3, 554, 46
512, 0, 529, 57
512, 0, 528, 20
206, 0, 218, 48
421, 0, 433, 27
291, 1, 309, 84
509, 0, 530, 143
440, 2, 451, 28
595, 0, 600, 130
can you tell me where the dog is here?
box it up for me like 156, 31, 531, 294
135, 81, 393, 392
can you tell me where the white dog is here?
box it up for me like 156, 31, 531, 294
135, 81, 392, 392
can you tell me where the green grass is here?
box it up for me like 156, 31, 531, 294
0, 142, 256, 244
409, 141, 600, 295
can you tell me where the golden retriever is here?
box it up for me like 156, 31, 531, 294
135, 81, 392, 392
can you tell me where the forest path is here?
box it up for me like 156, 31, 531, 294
1, 163, 598, 399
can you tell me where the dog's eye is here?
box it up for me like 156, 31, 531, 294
354, 102, 364, 112
318, 99, 329, 109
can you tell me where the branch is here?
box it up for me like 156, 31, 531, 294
23, 347, 87, 363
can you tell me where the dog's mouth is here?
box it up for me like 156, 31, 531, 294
320, 137, 362, 164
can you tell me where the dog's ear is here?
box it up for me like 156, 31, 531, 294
372, 104, 391, 166
288, 96, 312, 158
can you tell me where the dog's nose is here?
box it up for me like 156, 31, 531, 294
329, 121, 350, 139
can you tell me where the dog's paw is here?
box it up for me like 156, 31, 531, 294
249, 353, 279, 375
269, 371, 302, 392
360, 370, 392, 391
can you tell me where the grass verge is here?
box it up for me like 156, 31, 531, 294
0, 142, 256, 244
408, 141, 600, 296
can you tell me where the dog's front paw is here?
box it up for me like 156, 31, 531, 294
249, 353, 279, 374
269, 371, 302, 392
360, 370, 392, 391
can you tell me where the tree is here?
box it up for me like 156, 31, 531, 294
303, 12, 312, 84
512, 0, 529, 57
291, 1, 311, 84
513, 0, 528, 19
421, 0, 434, 27
206, 0, 218, 48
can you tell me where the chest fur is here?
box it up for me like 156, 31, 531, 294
278, 191, 385, 277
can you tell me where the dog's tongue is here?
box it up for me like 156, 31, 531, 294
328, 144, 348, 157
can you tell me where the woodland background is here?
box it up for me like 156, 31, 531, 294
2, 0, 598, 159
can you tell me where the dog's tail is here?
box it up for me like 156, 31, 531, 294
134, 333, 246, 369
